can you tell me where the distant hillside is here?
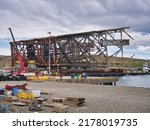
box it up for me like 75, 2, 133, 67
0, 55, 149, 69
129, 58, 150, 68
0, 55, 11, 68
108, 56, 150, 68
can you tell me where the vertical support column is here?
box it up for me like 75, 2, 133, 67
52, 38, 56, 65
10, 43, 14, 66
105, 33, 108, 66
48, 32, 51, 79
120, 31, 124, 67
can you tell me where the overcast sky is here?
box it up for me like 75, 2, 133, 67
0, 0, 150, 59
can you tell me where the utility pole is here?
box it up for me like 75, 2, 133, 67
48, 32, 51, 79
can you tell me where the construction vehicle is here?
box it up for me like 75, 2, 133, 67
7, 28, 49, 81
7, 28, 26, 80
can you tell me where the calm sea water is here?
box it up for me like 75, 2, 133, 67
116, 75, 150, 88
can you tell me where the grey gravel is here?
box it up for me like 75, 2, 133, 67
0, 81, 150, 113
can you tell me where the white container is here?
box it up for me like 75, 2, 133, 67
32, 90, 41, 97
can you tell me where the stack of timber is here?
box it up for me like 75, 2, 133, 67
63, 97, 85, 107
43, 101, 68, 113
44, 97, 68, 113
52, 97, 63, 103
53, 105, 69, 113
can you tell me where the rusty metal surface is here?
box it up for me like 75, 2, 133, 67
9, 27, 133, 68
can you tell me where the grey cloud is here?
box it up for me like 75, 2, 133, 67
0, 0, 150, 39
49, 0, 150, 32
0, 0, 150, 58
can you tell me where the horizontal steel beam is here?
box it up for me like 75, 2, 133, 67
9, 27, 133, 68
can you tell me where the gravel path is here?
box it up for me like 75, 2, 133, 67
0, 81, 150, 113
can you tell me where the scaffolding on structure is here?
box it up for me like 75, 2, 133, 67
9, 27, 133, 69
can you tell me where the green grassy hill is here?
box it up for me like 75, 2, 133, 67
0, 55, 11, 68
0, 55, 149, 69
108, 56, 150, 68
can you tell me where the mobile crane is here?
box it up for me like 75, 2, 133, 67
7, 28, 26, 80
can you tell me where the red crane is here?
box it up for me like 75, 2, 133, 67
8, 28, 25, 75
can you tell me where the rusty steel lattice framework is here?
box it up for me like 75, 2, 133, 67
9, 27, 133, 68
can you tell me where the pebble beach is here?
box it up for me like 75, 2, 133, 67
0, 80, 150, 113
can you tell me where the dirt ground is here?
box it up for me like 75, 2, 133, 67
0, 81, 150, 113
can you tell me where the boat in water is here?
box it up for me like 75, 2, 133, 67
125, 62, 150, 75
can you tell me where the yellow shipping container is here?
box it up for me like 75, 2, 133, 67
27, 76, 49, 81
18, 92, 34, 99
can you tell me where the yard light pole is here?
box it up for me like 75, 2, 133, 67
48, 32, 51, 79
